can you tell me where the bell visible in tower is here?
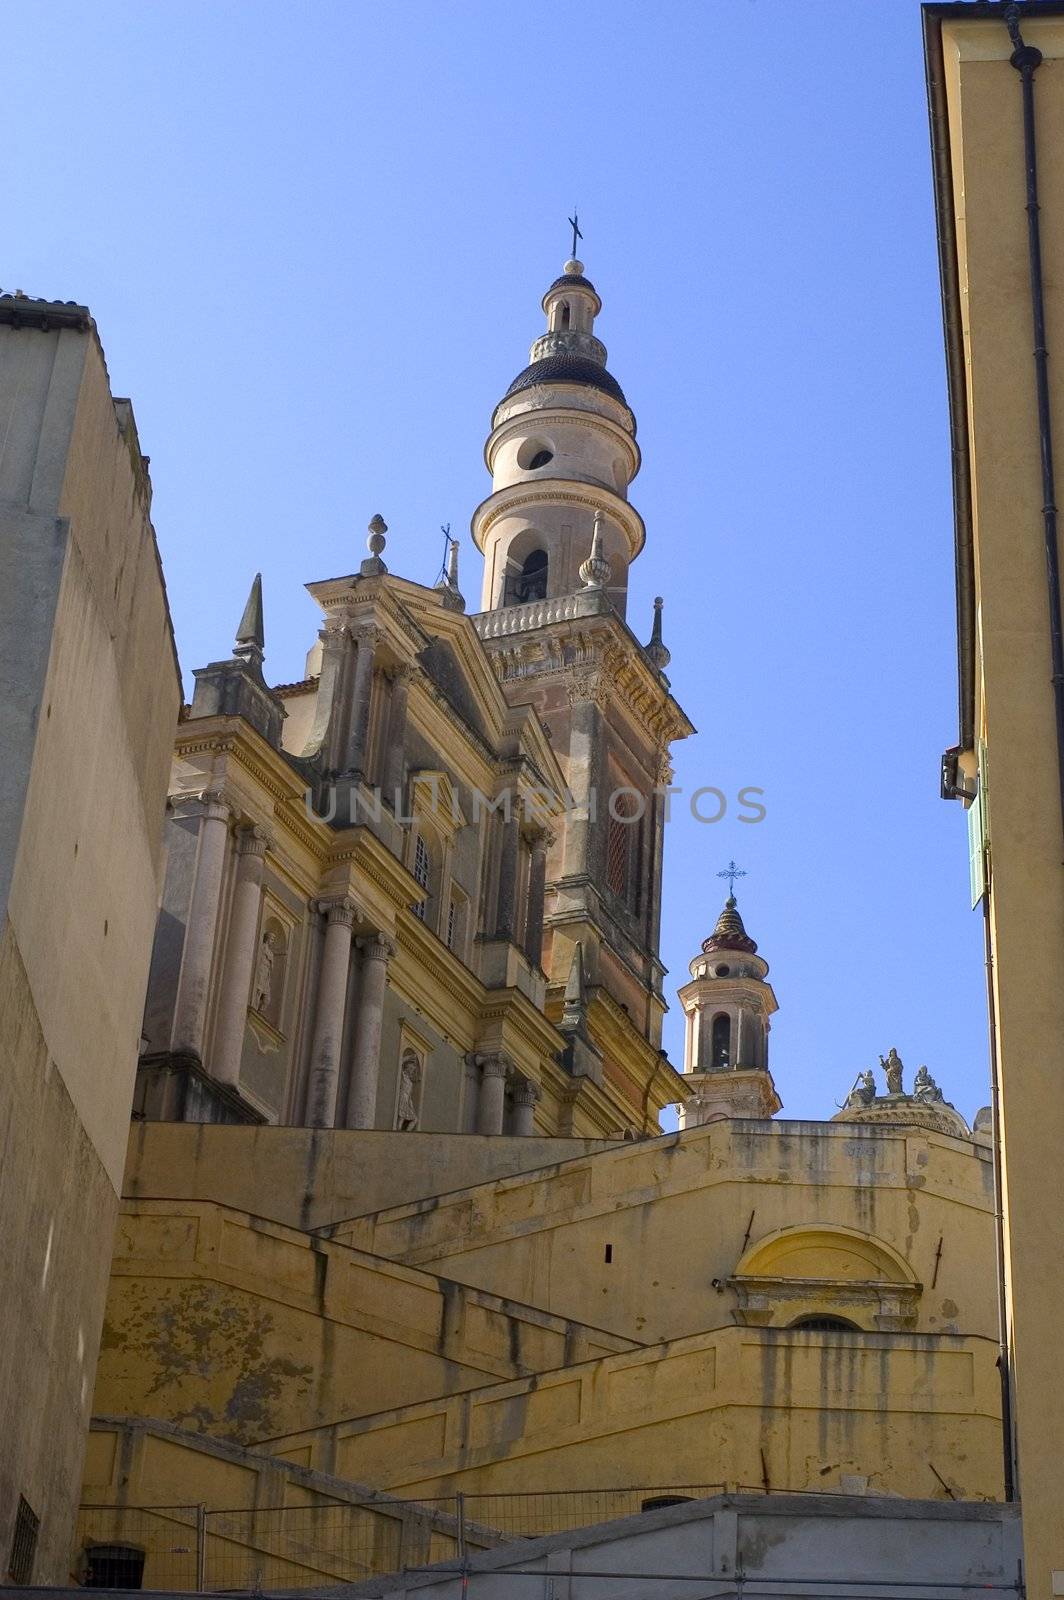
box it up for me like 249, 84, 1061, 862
472, 244, 646, 618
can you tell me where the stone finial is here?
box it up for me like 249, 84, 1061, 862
234, 573, 265, 668
561, 942, 588, 1030
645, 595, 671, 671
564, 258, 585, 275
579, 511, 612, 590
361, 514, 389, 577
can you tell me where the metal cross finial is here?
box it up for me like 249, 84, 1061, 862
717, 860, 747, 899
568, 211, 582, 259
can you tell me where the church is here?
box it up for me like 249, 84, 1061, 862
0, 247, 1013, 1593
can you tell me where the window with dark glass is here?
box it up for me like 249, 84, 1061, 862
412, 834, 430, 920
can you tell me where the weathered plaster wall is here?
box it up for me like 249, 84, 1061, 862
326, 1120, 999, 1343
95, 1201, 634, 1445
0, 314, 180, 1581
79, 1417, 493, 1589
122, 1121, 619, 1229
267, 1321, 1003, 1503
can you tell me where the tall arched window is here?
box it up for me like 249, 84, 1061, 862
412, 833, 431, 920
560, 302, 571, 329
506, 548, 548, 605
711, 1012, 731, 1071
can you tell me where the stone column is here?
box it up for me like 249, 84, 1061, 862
494, 814, 522, 941
476, 1053, 510, 1136
523, 831, 549, 966
306, 899, 356, 1127
305, 621, 350, 769
733, 1008, 745, 1069
171, 791, 231, 1062
345, 624, 380, 778
212, 825, 268, 1087
382, 665, 413, 805
512, 1080, 540, 1137
346, 933, 396, 1129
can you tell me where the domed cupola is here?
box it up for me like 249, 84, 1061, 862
473, 254, 645, 617
677, 883, 781, 1126
702, 897, 760, 959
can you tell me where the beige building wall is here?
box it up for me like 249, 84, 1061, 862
0, 301, 180, 1581
328, 1119, 999, 1346
925, 7, 1064, 1592
267, 1322, 1003, 1504
94, 1199, 635, 1445
122, 1121, 620, 1229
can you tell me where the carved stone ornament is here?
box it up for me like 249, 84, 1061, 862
396, 1053, 422, 1131
359, 932, 396, 964
315, 897, 357, 928
236, 824, 269, 859
566, 666, 609, 710
252, 930, 277, 1013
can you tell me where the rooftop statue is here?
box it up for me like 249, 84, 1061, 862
913, 1064, 944, 1104
844, 1069, 876, 1109
880, 1047, 904, 1096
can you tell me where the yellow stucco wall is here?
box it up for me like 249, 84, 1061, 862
327, 1120, 999, 1344
0, 317, 180, 1582
930, 11, 1064, 1590
122, 1121, 619, 1231
92, 1114, 1004, 1525
267, 1322, 1003, 1505
78, 1418, 488, 1589
95, 1201, 634, 1445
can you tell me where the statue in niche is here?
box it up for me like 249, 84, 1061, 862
880, 1047, 904, 1096
252, 930, 277, 1014
396, 1053, 422, 1131
913, 1064, 944, 1103
844, 1069, 876, 1109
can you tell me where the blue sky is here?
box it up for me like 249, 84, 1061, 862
5, 0, 987, 1122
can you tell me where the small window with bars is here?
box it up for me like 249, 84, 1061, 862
9, 1496, 39, 1585
85, 1544, 146, 1589
412, 833, 430, 920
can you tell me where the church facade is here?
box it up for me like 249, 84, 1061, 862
137, 255, 691, 1144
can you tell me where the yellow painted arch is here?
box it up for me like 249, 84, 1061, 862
735, 1223, 917, 1286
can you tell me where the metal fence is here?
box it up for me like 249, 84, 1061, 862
75, 1487, 724, 1591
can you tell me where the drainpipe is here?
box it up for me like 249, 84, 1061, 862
983, 879, 1017, 1501
1006, 4, 1064, 840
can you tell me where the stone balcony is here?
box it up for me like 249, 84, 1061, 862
473, 591, 608, 641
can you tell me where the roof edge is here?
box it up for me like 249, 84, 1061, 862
922, 4, 977, 754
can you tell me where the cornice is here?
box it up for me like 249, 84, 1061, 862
470, 480, 646, 562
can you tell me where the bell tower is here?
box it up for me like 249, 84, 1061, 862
473, 256, 643, 619
677, 894, 781, 1125
471, 251, 694, 1134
